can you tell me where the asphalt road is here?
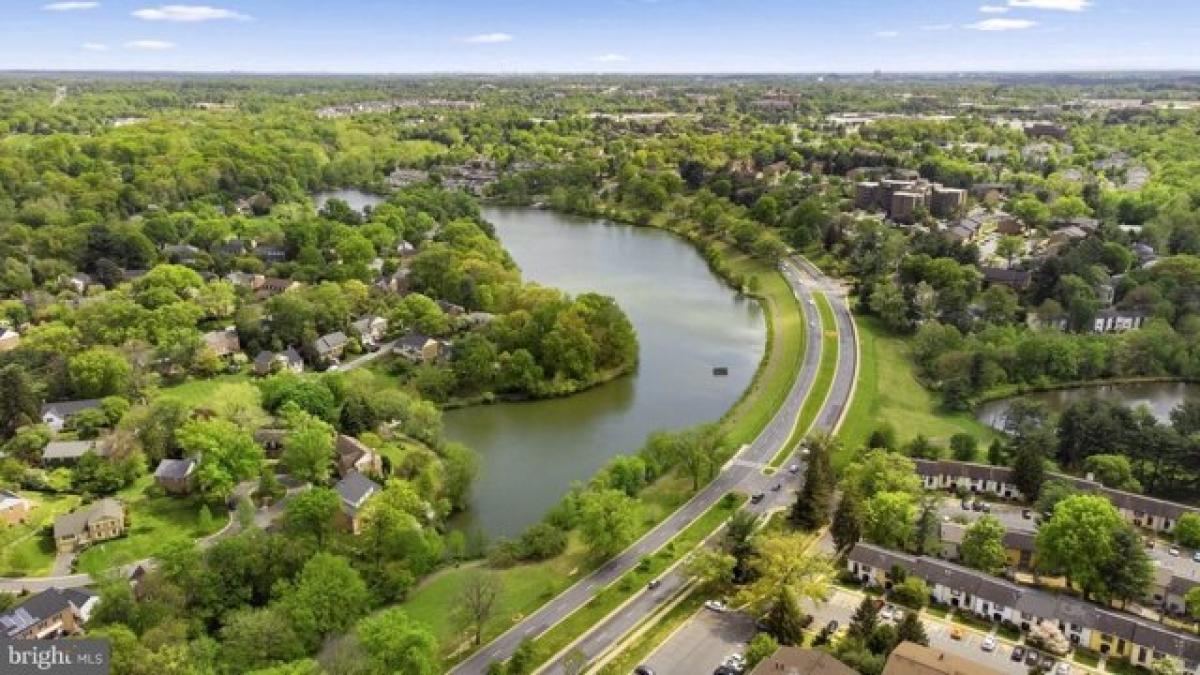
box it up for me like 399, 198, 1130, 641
466, 257, 859, 675
642, 608, 757, 675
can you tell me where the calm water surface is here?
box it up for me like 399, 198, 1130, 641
976, 381, 1200, 430
445, 207, 766, 535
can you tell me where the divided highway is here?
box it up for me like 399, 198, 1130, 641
450, 257, 859, 675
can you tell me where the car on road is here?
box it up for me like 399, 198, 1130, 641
1010, 646, 1026, 662
1022, 508, 1032, 519
634, 667, 655, 675
981, 635, 997, 652
1025, 650, 1040, 666
705, 600, 727, 612
1192, 551, 1200, 563
825, 620, 839, 633
724, 654, 746, 671
1170, 547, 1181, 557
950, 626, 963, 640
771, 483, 782, 492
961, 499, 971, 510
647, 579, 661, 590
750, 493, 765, 504
879, 605, 897, 621
788, 464, 800, 474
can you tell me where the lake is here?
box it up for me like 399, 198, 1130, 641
445, 207, 767, 536
314, 188, 387, 213
976, 381, 1200, 431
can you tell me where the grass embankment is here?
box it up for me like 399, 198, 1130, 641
0, 492, 82, 576
834, 315, 999, 471
75, 477, 228, 576
769, 292, 838, 468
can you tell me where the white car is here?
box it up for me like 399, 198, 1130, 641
981, 635, 997, 652
1170, 547, 1181, 557
879, 605, 895, 621
1055, 662, 1071, 675
705, 600, 727, 612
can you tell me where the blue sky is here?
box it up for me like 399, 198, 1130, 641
3, 0, 1198, 72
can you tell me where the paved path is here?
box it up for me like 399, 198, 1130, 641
451, 257, 858, 675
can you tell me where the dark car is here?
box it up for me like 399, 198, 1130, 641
1025, 650, 1040, 666
771, 483, 782, 492
825, 620, 839, 632
1010, 646, 1026, 662
971, 501, 985, 512
635, 667, 656, 675
750, 493, 765, 504
1022, 509, 1032, 519
713, 667, 738, 675
961, 499, 971, 510
647, 579, 661, 590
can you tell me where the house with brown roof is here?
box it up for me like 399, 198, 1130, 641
335, 434, 383, 478
201, 327, 241, 359
53, 499, 125, 553
882, 641, 1006, 675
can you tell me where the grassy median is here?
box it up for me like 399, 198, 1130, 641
769, 292, 838, 468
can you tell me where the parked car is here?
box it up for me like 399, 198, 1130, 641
961, 499, 971, 511
750, 493, 765, 504
1192, 551, 1200, 563
705, 600, 727, 612
635, 667, 656, 675
950, 626, 964, 640
788, 464, 800, 474
713, 668, 738, 675
825, 620, 839, 633
1025, 650, 1040, 666
1055, 662, 1071, 675
1169, 547, 1181, 557
981, 635, 997, 652
1010, 646, 1026, 662
1022, 509, 1032, 519
971, 501, 985, 512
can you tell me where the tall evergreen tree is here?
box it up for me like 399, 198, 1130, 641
912, 499, 941, 555
895, 611, 929, 646
763, 587, 808, 646
1012, 437, 1047, 502
831, 488, 864, 553
847, 595, 880, 639
791, 434, 835, 530
0, 364, 42, 440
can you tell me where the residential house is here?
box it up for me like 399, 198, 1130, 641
0, 327, 19, 352
64, 272, 94, 294
437, 300, 466, 317
930, 187, 966, 219
53, 499, 126, 553
214, 238, 255, 257
334, 471, 381, 534
1025, 122, 1068, 140
1002, 529, 1037, 570
254, 428, 288, 457
1093, 309, 1150, 333
376, 268, 411, 294
396, 333, 441, 363
224, 271, 265, 290
938, 521, 966, 560
154, 458, 198, 495
163, 244, 202, 265
255, 245, 288, 264
335, 434, 383, 478
994, 216, 1025, 236
914, 459, 1200, 534
253, 347, 305, 376
969, 182, 1014, 201
201, 327, 241, 359
882, 641, 1006, 675
311, 331, 348, 365
1048, 225, 1089, 248
41, 440, 101, 466
749, 646, 857, 675
0, 490, 32, 525
40, 399, 102, 433
980, 266, 1032, 291
0, 588, 98, 639
350, 315, 388, 346
1134, 243, 1158, 266
395, 240, 417, 257
256, 277, 301, 298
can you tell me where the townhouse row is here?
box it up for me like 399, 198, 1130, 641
914, 459, 1199, 534
848, 542, 1200, 674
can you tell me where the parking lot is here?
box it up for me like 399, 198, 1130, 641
640, 607, 757, 675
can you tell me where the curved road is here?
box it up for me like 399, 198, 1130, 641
451, 257, 858, 675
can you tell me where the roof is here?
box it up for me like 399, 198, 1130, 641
848, 542, 916, 573
42, 440, 96, 461
154, 458, 197, 480
53, 498, 124, 539
40, 399, 101, 419
398, 332, 432, 350
882, 641, 1006, 675
334, 471, 381, 514
202, 328, 240, 355
351, 315, 385, 335
313, 331, 348, 355
749, 647, 857, 675
940, 521, 966, 545
0, 588, 75, 638
980, 267, 1032, 286
1002, 529, 1036, 552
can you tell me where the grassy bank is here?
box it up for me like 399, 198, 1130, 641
835, 315, 999, 470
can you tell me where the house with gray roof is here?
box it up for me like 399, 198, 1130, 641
154, 457, 198, 495
334, 471, 381, 534
0, 587, 97, 639
41, 440, 100, 466
40, 399, 101, 432
53, 499, 125, 553
311, 331, 348, 365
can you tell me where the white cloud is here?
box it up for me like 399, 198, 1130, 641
966, 17, 1038, 30
874, 30, 900, 38
459, 32, 514, 44
43, 2, 99, 10
132, 5, 249, 22
921, 24, 954, 31
979, 5, 1010, 13
82, 42, 109, 51
1008, 0, 1091, 10
125, 39, 176, 50
591, 53, 629, 63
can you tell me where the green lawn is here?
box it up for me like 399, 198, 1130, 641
770, 292, 838, 468
76, 480, 228, 576
157, 372, 252, 407
0, 492, 82, 576
835, 315, 999, 471
718, 246, 806, 447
